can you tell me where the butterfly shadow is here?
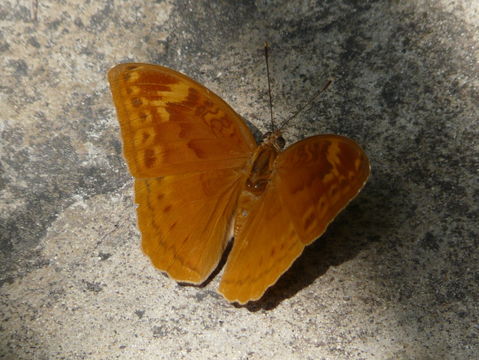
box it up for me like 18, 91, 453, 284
240, 178, 394, 311
240, 224, 361, 311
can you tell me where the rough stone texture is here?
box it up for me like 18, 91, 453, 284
1, 0, 477, 359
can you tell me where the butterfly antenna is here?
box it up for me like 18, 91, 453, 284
278, 78, 333, 130
264, 42, 275, 131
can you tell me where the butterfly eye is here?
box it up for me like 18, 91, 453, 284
263, 132, 285, 150
275, 135, 286, 150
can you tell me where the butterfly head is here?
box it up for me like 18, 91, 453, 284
263, 130, 285, 151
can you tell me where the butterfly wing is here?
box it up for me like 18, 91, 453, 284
108, 63, 256, 177
218, 134, 370, 303
108, 63, 257, 283
134, 170, 243, 283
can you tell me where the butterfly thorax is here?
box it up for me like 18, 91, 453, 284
245, 142, 280, 196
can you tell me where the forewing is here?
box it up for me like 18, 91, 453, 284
276, 135, 370, 243
218, 135, 369, 304
108, 63, 257, 177
135, 168, 244, 283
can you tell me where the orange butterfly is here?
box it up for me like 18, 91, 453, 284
108, 63, 370, 304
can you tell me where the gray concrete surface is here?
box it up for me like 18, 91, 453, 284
1, 0, 478, 359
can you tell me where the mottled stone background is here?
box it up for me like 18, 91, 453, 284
1, 0, 477, 359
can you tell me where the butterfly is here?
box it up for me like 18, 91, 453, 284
108, 63, 370, 304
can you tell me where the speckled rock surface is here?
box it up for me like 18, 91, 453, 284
1, 1, 478, 359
